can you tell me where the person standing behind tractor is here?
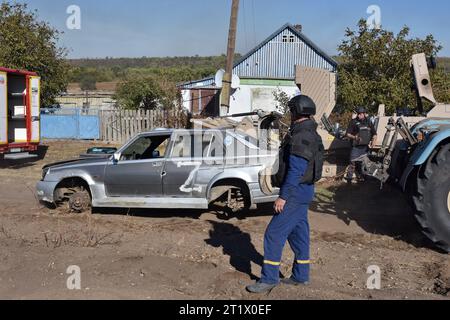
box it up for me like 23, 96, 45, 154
246, 95, 324, 294
345, 107, 377, 183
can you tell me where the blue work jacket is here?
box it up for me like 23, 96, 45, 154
279, 154, 315, 205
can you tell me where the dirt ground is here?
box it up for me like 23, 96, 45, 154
0, 140, 449, 300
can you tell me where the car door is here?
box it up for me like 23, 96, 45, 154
163, 131, 224, 198
194, 131, 225, 199
104, 134, 171, 197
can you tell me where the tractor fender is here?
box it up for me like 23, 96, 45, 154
400, 130, 450, 191
399, 164, 416, 191
410, 130, 450, 166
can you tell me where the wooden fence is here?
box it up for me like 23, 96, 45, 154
99, 109, 188, 143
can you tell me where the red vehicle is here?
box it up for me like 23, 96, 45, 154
0, 67, 41, 156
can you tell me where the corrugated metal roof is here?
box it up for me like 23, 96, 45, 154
179, 77, 217, 89
179, 23, 337, 89
234, 23, 337, 77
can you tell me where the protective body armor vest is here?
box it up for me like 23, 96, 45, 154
353, 119, 373, 147
272, 119, 324, 187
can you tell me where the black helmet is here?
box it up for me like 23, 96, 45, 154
356, 106, 368, 114
288, 95, 317, 117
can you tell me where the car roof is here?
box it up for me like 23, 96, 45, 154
139, 128, 234, 136
144, 128, 261, 149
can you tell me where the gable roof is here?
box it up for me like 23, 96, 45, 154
234, 23, 337, 71
180, 23, 337, 89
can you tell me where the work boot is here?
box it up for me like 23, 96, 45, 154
246, 282, 278, 294
281, 277, 310, 286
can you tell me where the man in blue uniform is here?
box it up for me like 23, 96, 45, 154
246, 95, 324, 294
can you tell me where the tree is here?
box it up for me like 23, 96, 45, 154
0, 3, 69, 106
337, 20, 447, 114
114, 75, 180, 110
272, 88, 292, 114
431, 67, 450, 104
80, 74, 97, 91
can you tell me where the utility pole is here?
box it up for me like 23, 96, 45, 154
220, 0, 240, 116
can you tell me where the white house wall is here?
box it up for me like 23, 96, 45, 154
181, 83, 299, 115
181, 90, 192, 112
229, 84, 299, 115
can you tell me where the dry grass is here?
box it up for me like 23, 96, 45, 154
41, 215, 122, 249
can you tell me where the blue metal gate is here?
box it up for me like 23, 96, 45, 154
41, 108, 100, 140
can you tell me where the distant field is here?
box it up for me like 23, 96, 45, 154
66, 55, 449, 93
67, 55, 243, 85
68, 55, 241, 69
68, 54, 449, 72
67, 81, 118, 93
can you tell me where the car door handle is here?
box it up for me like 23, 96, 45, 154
161, 171, 167, 177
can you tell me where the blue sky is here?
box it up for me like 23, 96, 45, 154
23, 0, 450, 58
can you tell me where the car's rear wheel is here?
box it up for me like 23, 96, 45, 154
225, 188, 249, 214
210, 182, 251, 219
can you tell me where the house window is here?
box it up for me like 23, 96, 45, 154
282, 35, 296, 43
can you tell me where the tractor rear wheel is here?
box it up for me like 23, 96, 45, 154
413, 144, 450, 252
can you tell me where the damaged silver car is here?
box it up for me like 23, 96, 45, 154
37, 127, 280, 213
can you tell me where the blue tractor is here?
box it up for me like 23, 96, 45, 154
361, 53, 450, 252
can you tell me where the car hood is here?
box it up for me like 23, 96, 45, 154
43, 157, 110, 170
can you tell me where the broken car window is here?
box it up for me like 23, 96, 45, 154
120, 135, 170, 161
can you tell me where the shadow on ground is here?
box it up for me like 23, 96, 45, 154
0, 145, 48, 169
86, 179, 441, 254
92, 203, 276, 221
205, 220, 264, 280
311, 179, 437, 251
204, 220, 286, 281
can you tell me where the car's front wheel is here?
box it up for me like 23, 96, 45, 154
68, 187, 92, 213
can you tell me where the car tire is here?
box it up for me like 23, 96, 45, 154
211, 186, 251, 219
226, 188, 250, 214
68, 187, 92, 214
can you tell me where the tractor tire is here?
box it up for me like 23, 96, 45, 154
413, 144, 450, 253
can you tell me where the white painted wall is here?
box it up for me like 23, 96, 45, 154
181, 90, 192, 112
181, 84, 300, 115
229, 84, 300, 115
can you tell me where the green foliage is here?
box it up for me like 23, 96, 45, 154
0, 3, 69, 106
437, 57, 450, 73
114, 75, 180, 110
80, 73, 97, 91
432, 67, 450, 103
70, 55, 243, 111
337, 20, 447, 114
273, 88, 293, 114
